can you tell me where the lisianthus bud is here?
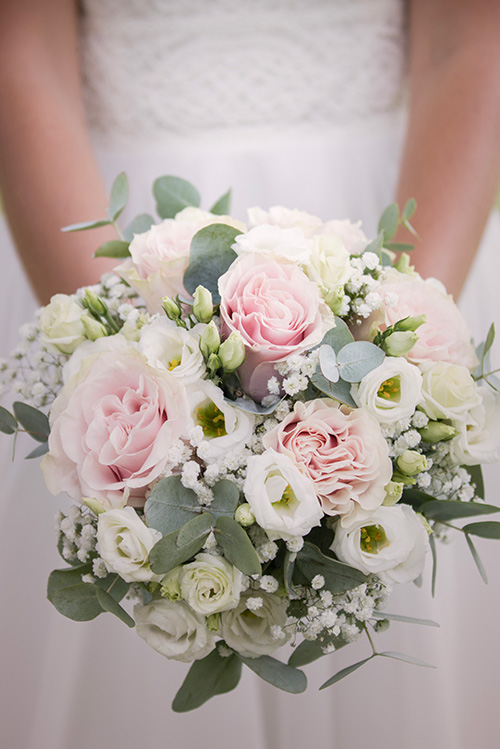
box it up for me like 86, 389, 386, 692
383, 331, 418, 357
419, 421, 458, 444
322, 285, 345, 315
396, 449, 428, 476
383, 480, 404, 506
395, 252, 416, 275
81, 314, 108, 341
207, 352, 221, 374
200, 321, 220, 359
160, 566, 182, 600
235, 503, 255, 527
162, 296, 182, 321
395, 314, 426, 332
219, 332, 246, 373
84, 289, 108, 317
82, 497, 106, 515
192, 285, 214, 323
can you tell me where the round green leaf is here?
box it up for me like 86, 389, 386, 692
0, 406, 17, 435
172, 649, 242, 712
336, 341, 385, 383
183, 224, 241, 303
145, 476, 201, 535
153, 176, 201, 219
13, 401, 49, 442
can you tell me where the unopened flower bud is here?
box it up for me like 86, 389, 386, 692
200, 321, 220, 359
395, 314, 426, 333
219, 332, 246, 373
395, 252, 416, 275
81, 314, 108, 341
82, 497, 106, 515
383, 480, 404, 506
207, 352, 221, 374
162, 296, 182, 321
322, 285, 345, 316
235, 503, 255, 527
396, 449, 428, 476
383, 330, 418, 357
192, 285, 214, 323
83, 289, 108, 317
418, 421, 458, 444
206, 613, 220, 632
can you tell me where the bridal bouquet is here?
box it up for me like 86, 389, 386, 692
2, 175, 499, 711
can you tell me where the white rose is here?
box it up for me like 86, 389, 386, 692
244, 449, 323, 541
331, 504, 429, 584
179, 553, 243, 615
316, 219, 369, 254
39, 294, 87, 354
139, 317, 206, 384
449, 386, 500, 465
134, 599, 215, 662
351, 356, 423, 425
232, 225, 313, 264
304, 234, 351, 291
220, 592, 289, 657
247, 206, 322, 237
97, 507, 161, 583
420, 361, 482, 422
188, 379, 255, 461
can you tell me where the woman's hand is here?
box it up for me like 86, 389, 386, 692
396, 0, 500, 299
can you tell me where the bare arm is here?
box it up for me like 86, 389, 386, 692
0, 0, 115, 305
396, 0, 500, 299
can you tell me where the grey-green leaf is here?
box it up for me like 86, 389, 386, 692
373, 612, 440, 627
380, 651, 435, 668
465, 533, 488, 583
145, 475, 201, 536
209, 480, 240, 519
362, 232, 384, 257
172, 649, 242, 712
47, 564, 91, 599
320, 656, 373, 689
403, 198, 417, 221
429, 533, 437, 597
26, 442, 49, 459
239, 654, 307, 693
214, 515, 261, 576
421, 499, 500, 522
0, 406, 17, 435
318, 345, 339, 383
94, 240, 131, 258
150, 527, 210, 575
288, 635, 348, 668
61, 218, 111, 233
210, 188, 232, 215
378, 203, 399, 241
13, 401, 49, 442
461, 521, 500, 539
154, 176, 201, 219
310, 369, 356, 407
337, 341, 385, 383
295, 542, 367, 595
466, 465, 485, 500
176, 512, 214, 547
51, 583, 103, 621
108, 172, 129, 221
318, 318, 354, 354
183, 224, 242, 303
484, 323, 495, 355
230, 396, 282, 415
123, 213, 155, 242
95, 587, 135, 627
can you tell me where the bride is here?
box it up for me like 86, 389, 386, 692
1, 1, 500, 748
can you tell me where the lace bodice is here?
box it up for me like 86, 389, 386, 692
80, 0, 407, 144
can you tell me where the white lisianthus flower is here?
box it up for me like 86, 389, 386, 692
351, 357, 423, 425
39, 294, 87, 354
331, 504, 429, 584
97, 507, 161, 583
316, 219, 369, 254
449, 386, 500, 465
179, 553, 243, 616
304, 234, 351, 291
247, 206, 323, 237
139, 317, 206, 384
232, 225, 313, 264
220, 591, 289, 657
244, 449, 323, 541
134, 599, 215, 662
420, 361, 482, 422
187, 379, 255, 461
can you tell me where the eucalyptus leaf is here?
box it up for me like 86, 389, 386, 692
25, 442, 49, 459
183, 224, 242, 303
465, 533, 488, 583
0, 406, 17, 435
466, 465, 485, 499
421, 499, 500, 523
320, 656, 373, 689
378, 203, 399, 241
145, 476, 201, 535
172, 649, 242, 712
380, 651, 435, 668
123, 213, 155, 242
461, 521, 500, 539
61, 218, 111, 233
150, 526, 210, 575
176, 512, 214, 547
154, 176, 201, 219
336, 341, 385, 383
403, 198, 417, 221
318, 345, 339, 383
94, 240, 131, 259
95, 587, 135, 627
319, 319, 354, 354
93, 572, 130, 602
239, 654, 307, 693
295, 542, 367, 594
214, 515, 261, 576
362, 232, 384, 257
401, 488, 436, 511
283, 550, 296, 597
429, 533, 437, 597
384, 242, 414, 252
484, 323, 495, 355
373, 612, 440, 627
310, 369, 356, 407
230, 395, 282, 415
51, 583, 103, 621
210, 188, 232, 215
108, 172, 129, 221
288, 635, 348, 668
209, 480, 240, 519
12, 402, 49, 442
47, 564, 91, 599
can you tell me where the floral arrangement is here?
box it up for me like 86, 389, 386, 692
1, 174, 500, 711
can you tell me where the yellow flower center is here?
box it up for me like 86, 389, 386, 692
196, 401, 227, 439
360, 524, 389, 554
377, 376, 401, 403
168, 357, 181, 371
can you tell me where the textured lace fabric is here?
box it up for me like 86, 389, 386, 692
80, 0, 407, 143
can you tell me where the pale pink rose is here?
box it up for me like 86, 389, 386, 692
41, 341, 191, 509
374, 272, 478, 370
263, 399, 392, 524
247, 206, 323, 237
218, 253, 327, 400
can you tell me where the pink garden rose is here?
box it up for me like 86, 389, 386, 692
219, 253, 328, 400
41, 338, 191, 509
263, 399, 393, 524
376, 272, 478, 370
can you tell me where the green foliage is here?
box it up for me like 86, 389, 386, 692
108, 172, 129, 221
61, 218, 111, 233
210, 188, 232, 215
145, 476, 201, 536
318, 345, 339, 382
336, 341, 385, 383
123, 213, 155, 241
209, 480, 240, 519
288, 635, 348, 668
319, 319, 354, 353
379, 651, 435, 668
373, 612, 439, 627
295, 542, 367, 595
214, 515, 261, 576
94, 587, 135, 627
421, 499, 500, 523
94, 240, 131, 258
230, 395, 282, 415
239, 654, 307, 693
183, 224, 242, 303
429, 533, 437, 597
0, 406, 17, 434
310, 369, 356, 406
13, 401, 49, 442
320, 656, 374, 689
462, 521, 500, 539
377, 203, 399, 241
466, 465, 485, 500
25, 442, 49, 459
47, 566, 132, 625
172, 648, 242, 712
465, 533, 488, 583
150, 519, 212, 575
153, 176, 201, 219
176, 512, 214, 547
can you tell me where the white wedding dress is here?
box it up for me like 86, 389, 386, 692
1, 1, 499, 748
